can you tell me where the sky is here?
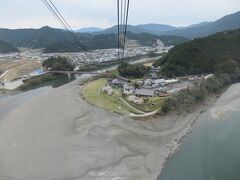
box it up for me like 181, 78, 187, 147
1, 0, 240, 29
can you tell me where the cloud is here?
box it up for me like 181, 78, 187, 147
0, 0, 240, 29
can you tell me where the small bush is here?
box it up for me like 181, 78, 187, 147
161, 97, 176, 114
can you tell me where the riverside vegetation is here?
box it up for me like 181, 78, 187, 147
18, 57, 74, 90
155, 29, 240, 76
157, 29, 240, 115
111, 29, 240, 116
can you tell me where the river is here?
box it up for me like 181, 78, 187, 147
158, 110, 240, 180
0, 74, 83, 120
2, 72, 240, 180
0, 61, 116, 120
0, 61, 114, 120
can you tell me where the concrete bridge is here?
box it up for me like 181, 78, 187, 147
47, 71, 109, 79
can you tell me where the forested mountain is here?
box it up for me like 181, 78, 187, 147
99, 24, 177, 35
98, 25, 151, 35
0, 40, 19, 53
97, 11, 240, 39
126, 32, 188, 46
0, 26, 73, 48
44, 32, 189, 53
1, 11, 239, 50
0, 11, 239, 51
159, 11, 240, 38
76, 27, 103, 33
155, 29, 240, 76
136, 24, 177, 34
44, 34, 119, 53
43, 41, 84, 53
0, 26, 187, 52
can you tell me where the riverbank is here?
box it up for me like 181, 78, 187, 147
18, 73, 72, 91
210, 83, 240, 120
158, 83, 240, 180
0, 78, 220, 180
158, 95, 217, 175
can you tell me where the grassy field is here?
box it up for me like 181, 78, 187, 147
83, 78, 141, 115
126, 96, 164, 112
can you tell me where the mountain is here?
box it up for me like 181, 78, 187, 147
98, 24, 177, 35
43, 41, 85, 53
0, 25, 188, 53
160, 11, 240, 39
0, 40, 19, 53
99, 25, 149, 34
44, 32, 189, 53
155, 29, 240, 76
182, 22, 211, 29
0, 26, 74, 48
96, 11, 240, 39
126, 32, 188, 46
44, 34, 119, 53
136, 24, 177, 34
0, 26, 93, 49
2, 11, 239, 50
76, 27, 103, 33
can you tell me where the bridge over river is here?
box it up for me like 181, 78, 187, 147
47, 71, 110, 78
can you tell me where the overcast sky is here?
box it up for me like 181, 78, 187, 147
1, 0, 240, 29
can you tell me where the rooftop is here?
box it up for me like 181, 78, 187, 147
135, 88, 155, 97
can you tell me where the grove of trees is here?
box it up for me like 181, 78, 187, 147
42, 56, 74, 71
117, 62, 149, 78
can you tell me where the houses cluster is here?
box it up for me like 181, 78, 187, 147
43, 43, 172, 66
103, 75, 180, 100
188, 74, 214, 81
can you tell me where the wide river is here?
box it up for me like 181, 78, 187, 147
4, 80, 240, 180
0, 74, 80, 120
2, 62, 240, 180
158, 110, 240, 180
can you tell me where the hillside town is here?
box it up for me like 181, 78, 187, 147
0, 39, 170, 64
44, 40, 172, 66
0, 40, 173, 90
1, 1, 240, 180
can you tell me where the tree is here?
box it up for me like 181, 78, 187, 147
42, 56, 74, 71
117, 62, 149, 78
132, 81, 140, 89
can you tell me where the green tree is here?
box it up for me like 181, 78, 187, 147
117, 62, 149, 78
42, 56, 74, 71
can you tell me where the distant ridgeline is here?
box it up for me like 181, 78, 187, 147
44, 32, 188, 53
95, 11, 240, 39
157, 11, 240, 39
0, 26, 188, 53
44, 34, 120, 53
0, 26, 74, 49
0, 11, 240, 53
0, 40, 19, 53
126, 32, 188, 46
155, 29, 240, 76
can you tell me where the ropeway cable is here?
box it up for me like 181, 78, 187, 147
41, 0, 87, 51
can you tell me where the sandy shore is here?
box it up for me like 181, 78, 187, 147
211, 83, 240, 120
0, 79, 216, 180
